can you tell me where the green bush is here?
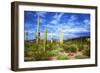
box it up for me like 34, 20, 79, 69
47, 47, 64, 57
82, 48, 90, 57
47, 49, 59, 57
81, 44, 90, 57
78, 45, 84, 51
67, 44, 77, 53
24, 48, 34, 57
57, 54, 69, 60
62, 44, 68, 50
26, 43, 64, 60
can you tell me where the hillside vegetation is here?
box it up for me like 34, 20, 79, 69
24, 36, 90, 61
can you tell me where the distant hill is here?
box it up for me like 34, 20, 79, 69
64, 36, 90, 42
25, 36, 90, 42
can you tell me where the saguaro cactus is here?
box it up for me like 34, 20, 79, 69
36, 16, 40, 44
34, 31, 36, 39
43, 28, 47, 51
59, 28, 63, 45
50, 32, 53, 44
25, 32, 28, 41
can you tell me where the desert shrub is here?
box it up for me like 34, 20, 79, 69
81, 44, 90, 57
29, 43, 64, 60
24, 48, 34, 57
32, 44, 53, 60
51, 42, 58, 49
82, 48, 90, 57
66, 44, 77, 53
75, 55, 86, 59
24, 41, 48, 61
47, 49, 59, 57
57, 54, 69, 60
83, 45, 90, 49
78, 45, 84, 51
24, 42, 35, 57
62, 44, 68, 50
47, 47, 64, 57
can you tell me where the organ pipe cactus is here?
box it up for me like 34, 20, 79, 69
43, 28, 47, 51
59, 28, 63, 45
36, 16, 40, 44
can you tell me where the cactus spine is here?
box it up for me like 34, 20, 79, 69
36, 16, 40, 44
43, 28, 47, 51
59, 28, 63, 45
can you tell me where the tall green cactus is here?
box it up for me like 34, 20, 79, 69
36, 16, 40, 44
59, 28, 63, 45
25, 32, 28, 41
34, 31, 36, 40
50, 32, 53, 44
43, 28, 47, 51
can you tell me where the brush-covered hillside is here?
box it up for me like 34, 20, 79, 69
24, 36, 90, 61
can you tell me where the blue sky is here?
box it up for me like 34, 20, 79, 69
24, 11, 90, 40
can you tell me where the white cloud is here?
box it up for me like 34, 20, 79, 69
67, 21, 75, 26
63, 27, 89, 33
53, 13, 58, 19
63, 33, 79, 40
43, 24, 56, 28
82, 19, 90, 30
53, 13, 64, 21
68, 15, 77, 22
24, 29, 36, 34
51, 13, 64, 25
64, 15, 78, 26
83, 19, 90, 24
63, 25, 71, 29
57, 13, 64, 21
40, 18, 46, 23
51, 20, 58, 25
